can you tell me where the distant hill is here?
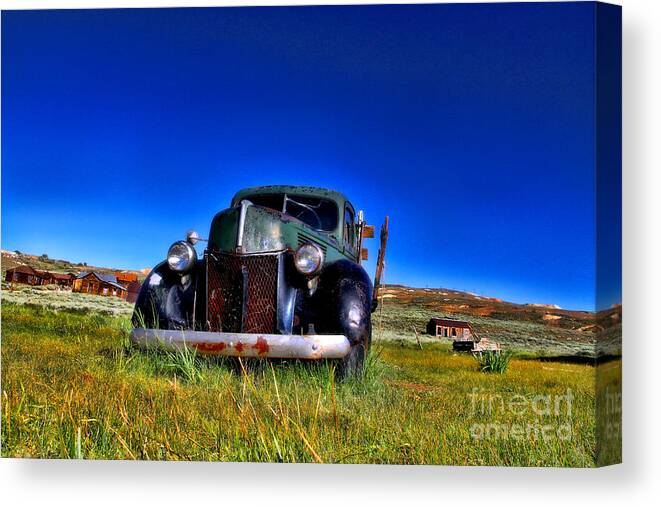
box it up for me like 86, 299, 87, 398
377, 285, 592, 328
1, 250, 146, 281
373, 285, 610, 357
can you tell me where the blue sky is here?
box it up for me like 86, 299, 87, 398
2, 3, 617, 310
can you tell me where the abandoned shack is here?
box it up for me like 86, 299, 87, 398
427, 317, 482, 351
427, 318, 473, 339
5, 265, 76, 287
125, 280, 142, 303
115, 271, 138, 288
72, 272, 128, 299
40, 271, 75, 287
4, 265, 44, 285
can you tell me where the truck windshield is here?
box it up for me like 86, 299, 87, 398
246, 194, 338, 232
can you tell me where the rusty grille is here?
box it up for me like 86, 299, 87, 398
207, 252, 279, 333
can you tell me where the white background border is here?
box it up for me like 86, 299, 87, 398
1, 0, 658, 505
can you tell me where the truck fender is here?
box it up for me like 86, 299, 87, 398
132, 261, 205, 330
314, 260, 373, 347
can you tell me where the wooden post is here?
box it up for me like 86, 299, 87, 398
412, 326, 423, 350
372, 216, 389, 307
468, 323, 481, 343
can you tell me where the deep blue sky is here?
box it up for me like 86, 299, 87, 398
2, 3, 615, 310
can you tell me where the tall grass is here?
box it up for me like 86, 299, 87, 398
475, 350, 512, 373
1, 303, 601, 465
164, 344, 204, 384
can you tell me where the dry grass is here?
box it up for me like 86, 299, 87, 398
1, 286, 133, 316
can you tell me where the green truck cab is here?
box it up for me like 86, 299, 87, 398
130, 185, 384, 377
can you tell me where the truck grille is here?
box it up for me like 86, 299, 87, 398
207, 252, 279, 333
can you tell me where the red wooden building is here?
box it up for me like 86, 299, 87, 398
115, 271, 139, 288
4, 265, 44, 285
40, 271, 75, 287
125, 281, 142, 303
72, 272, 128, 299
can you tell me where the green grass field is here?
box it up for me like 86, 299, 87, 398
1, 301, 609, 466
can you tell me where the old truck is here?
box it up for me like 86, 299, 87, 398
130, 185, 388, 377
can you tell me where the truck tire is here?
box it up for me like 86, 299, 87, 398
315, 261, 373, 380
336, 321, 371, 379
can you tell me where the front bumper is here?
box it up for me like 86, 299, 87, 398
130, 328, 351, 359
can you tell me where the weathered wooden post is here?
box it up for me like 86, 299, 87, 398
372, 215, 389, 310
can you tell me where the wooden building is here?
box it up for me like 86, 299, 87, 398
427, 318, 481, 351
115, 271, 138, 288
4, 265, 44, 285
40, 271, 74, 287
427, 318, 473, 339
38, 271, 54, 285
125, 280, 142, 303
5, 265, 75, 287
72, 272, 128, 299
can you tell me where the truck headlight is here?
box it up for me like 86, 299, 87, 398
167, 241, 197, 273
294, 243, 324, 275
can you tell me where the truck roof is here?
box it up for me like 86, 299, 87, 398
231, 185, 349, 207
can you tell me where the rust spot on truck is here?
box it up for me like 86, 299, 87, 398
193, 342, 226, 353
253, 336, 269, 355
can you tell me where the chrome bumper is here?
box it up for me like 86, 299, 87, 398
130, 328, 351, 359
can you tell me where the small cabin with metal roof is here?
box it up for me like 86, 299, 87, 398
72, 272, 128, 299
